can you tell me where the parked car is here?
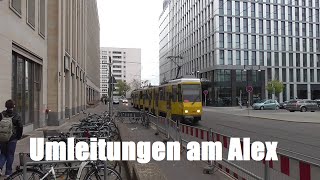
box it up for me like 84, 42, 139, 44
113, 97, 120, 104
252, 99, 280, 110
279, 100, 289, 109
315, 99, 320, 108
286, 99, 318, 112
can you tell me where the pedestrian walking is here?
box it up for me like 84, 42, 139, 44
0, 100, 23, 177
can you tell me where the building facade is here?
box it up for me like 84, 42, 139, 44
100, 47, 141, 98
47, 0, 100, 125
159, 0, 320, 106
0, 0, 100, 129
0, 0, 48, 131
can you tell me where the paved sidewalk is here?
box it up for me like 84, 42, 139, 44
8, 103, 109, 175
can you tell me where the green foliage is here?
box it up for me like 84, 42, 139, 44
267, 80, 284, 95
116, 80, 131, 97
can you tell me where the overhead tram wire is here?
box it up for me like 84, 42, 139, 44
163, 0, 320, 72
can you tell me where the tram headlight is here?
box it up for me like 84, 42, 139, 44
197, 109, 201, 113
184, 110, 189, 113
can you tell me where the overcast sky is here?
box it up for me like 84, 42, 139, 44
97, 0, 163, 85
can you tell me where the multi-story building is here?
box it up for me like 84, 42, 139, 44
0, 0, 100, 130
159, 0, 320, 106
0, 0, 48, 131
100, 47, 141, 98
47, 0, 100, 125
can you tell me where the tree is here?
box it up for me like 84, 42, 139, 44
116, 80, 131, 97
130, 79, 141, 90
267, 80, 284, 99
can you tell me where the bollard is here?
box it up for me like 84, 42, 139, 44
264, 147, 269, 180
104, 160, 108, 180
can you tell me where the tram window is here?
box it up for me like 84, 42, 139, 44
178, 85, 182, 102
172, 86, 177, 102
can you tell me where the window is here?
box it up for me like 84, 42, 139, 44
296, 54, 300, 67
274, 5, 278, 19
227, 34, 232, 48
235, 18, 240, 32
310, 39, 314, 52
39, 0, 46, 37
284, 53, 288, 66
227, 18, 232, 31
251, 3, 255, 17
259, 36, 263, 50
219, 0, 224, 14
303, 69, 307, 82
219, 17, 224, 31
243, 2, 248, 16
252, 35, 256, 49
317, 39, 320, 51
219, 33, 224, 48
303, 38, 307, 51
228, 51, 232, 65
259, 4, 263, 18
10, 0, 22, 15
310, 24, 313, 37
317, 10, 320, 22
310, 55, 314, 67
281, 21, 285, 35
303, 54, 307, 67
243, 18, 248, 32
236, 51, 241, 65
297, 69, 301, 82
244, 51, 248, 65
219, 50, 224, 65
227, 0, 232, 15
295, 7, 299, 21
235, 34, 240, 48
288, 22, 292, 35
252, 52, 256, 65
281, 6, 285, 19
318, 70, 320, 82
235, 1, 240, 15
309, 9, 313, 22
317, 25, 320, 37
275, 52, 279, 66
282, 69, 287, 82
302, 23, 306, 36
260, 52, 264, 65
274, 21, 278, 35
296, 38, 300, 51
310, 69, 314, 82
251, 19, 256, 33
274, 37, 278, 50
244, 35, 248, 49
290, 69, 293, 82
267, 36, 271, 50
27, 0, 35, 28
282, 37, 285, 51
259, 20, 263, 33
267, 52, 271, 66
266, 20, 271, 34
288, 7, 292, 20
289, 38, 293, 51
302, 8, 306, 21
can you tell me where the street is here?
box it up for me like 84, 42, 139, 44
200, 107, 320, 165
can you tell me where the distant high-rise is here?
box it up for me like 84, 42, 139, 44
159, 0, 320, 106
100, 47, 141, 98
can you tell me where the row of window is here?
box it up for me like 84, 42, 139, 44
219, 34, 320, 52
220, 17, 320, 36
221, 0, 320, 22
219, 50, 320, 67
10, 0, 46, 37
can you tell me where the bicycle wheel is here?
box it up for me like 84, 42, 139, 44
83, 165, 122, 180
7, 168, 48, 180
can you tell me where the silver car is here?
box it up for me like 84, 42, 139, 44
252, 99, 280, 110
286, 100, 319, 112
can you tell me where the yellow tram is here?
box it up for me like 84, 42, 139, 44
131, 78, 202, 124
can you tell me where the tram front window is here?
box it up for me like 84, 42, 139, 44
182, 84, 201, 103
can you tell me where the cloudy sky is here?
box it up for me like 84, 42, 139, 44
97, 0, 163, 85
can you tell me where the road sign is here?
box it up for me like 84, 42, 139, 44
203, 90, 208, 95
246, 86, 253, 93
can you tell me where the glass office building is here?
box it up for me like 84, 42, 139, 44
159, 0, 320, 106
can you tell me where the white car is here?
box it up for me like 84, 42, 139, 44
113, 97, 120, 104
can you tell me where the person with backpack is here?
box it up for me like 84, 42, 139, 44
0, 99, 23, 177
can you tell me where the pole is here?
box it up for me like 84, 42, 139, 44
204, 94, 207, 106
239, 90, 242, 108
108, 57, 113, 116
